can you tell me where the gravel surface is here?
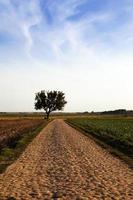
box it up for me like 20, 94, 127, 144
0, 119, 132, 200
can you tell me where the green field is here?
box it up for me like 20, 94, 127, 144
66, 117, 133, 160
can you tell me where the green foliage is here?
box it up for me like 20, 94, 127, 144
67, 117, 133, 159
1, 148, 14, 158
35, 90, 67, 119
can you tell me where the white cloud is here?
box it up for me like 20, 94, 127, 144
0, 0, 133, 111
0, 0, 42, 59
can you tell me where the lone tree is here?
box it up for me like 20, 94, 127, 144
35, 90, 67, 119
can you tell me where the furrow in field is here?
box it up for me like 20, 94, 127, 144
0, 119, 132, 199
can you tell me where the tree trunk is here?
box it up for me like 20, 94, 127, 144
46, 112, 50, 120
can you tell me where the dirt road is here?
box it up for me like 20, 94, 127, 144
0, 119, 132, 200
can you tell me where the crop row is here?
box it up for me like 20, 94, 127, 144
66, 117, 133, 159
0, 119, 44, 150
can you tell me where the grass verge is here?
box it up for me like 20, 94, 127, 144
0, 120, 51, 173
66, 119, 133, 168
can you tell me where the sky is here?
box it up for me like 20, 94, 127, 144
0, 0, 133, 112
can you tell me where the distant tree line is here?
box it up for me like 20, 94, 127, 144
101, 109, 133, 116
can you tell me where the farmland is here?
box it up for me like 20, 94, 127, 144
0, 118, 47, 173
66, 117, 133, 161
0, 119, 132, 199
0, 119, 44, 150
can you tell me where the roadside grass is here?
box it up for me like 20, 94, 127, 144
0, 120, 51, 173
66, 117, 133, 167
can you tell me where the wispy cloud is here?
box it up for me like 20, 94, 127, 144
0, 0, 133, 111
0, 0, 42, 60
1, 0, 133, 64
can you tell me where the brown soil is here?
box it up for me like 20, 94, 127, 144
0, 119, 43, 150
0, 119, 132, 200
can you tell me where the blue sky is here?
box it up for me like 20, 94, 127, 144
0, 0, 133, 112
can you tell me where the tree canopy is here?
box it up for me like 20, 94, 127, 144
35, 90, 67, 119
